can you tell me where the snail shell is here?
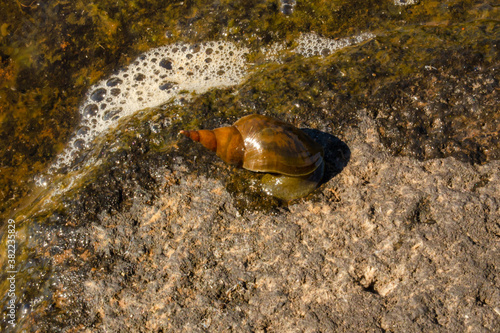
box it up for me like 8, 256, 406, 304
180, 114, 324, 201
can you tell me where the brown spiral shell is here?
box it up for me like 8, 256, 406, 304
180, 114, 325, 201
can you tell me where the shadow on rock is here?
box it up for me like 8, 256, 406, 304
301, 128, 351, 185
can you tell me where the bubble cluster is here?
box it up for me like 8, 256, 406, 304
52, 41, 249, 170
294, 32, 375, 58
393, 0, 419, 5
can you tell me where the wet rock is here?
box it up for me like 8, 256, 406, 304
9, 110, 499, 332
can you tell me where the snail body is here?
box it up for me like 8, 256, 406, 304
180, 114, 324, 201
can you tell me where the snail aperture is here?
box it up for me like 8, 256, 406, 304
180, 114, 324, 201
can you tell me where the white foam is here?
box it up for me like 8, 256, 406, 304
50, 32, 375, 171
294, 32, 375, 58
51, 41, 249, 170
393, 0, 419, 5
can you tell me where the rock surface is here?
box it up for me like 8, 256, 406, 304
18, 111, 499, 332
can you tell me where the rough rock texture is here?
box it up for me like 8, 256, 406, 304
26, 111, 498, 332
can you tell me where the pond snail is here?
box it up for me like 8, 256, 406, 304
180, 114, 324, 201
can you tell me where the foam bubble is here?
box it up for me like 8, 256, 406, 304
51, 32, 375, 172
294, 32, 375, 58
52, 41, 249, 170
280, 0, 297, 15
393, 0, 419, 5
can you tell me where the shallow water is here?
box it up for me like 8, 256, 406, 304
0, 0, 499, 331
